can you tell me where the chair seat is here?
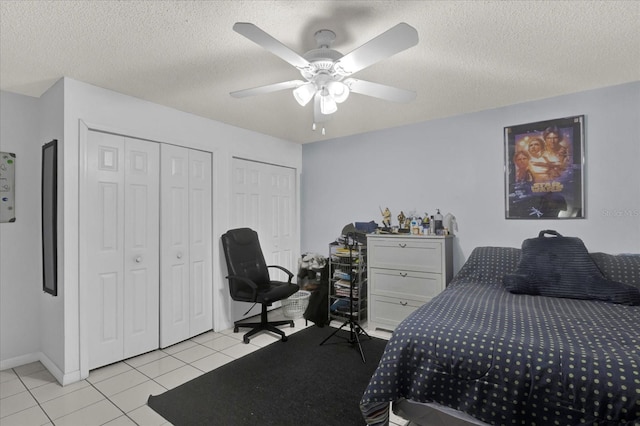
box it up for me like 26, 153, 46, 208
235, 282, 299, 304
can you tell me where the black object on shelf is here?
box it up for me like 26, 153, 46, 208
320, 232, 371, 362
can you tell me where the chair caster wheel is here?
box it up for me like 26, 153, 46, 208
281, 335, 288, 342
289, 321, 294, 328
243, 336, 250, 344
234, 326, 239, 333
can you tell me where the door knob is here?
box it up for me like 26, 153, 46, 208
135, 256, 142, 263
177, 252, 183, 259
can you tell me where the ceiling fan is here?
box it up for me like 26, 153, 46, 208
230, 22, 419, 132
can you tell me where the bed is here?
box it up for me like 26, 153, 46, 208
360, 245, 640, 426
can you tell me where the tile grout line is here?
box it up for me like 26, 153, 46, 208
2, 317, 315, 425
9, 367, 56, 425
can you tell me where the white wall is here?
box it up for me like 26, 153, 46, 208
301, 82, 640, 271
37, 79, 66, 381
0, 92, 43, 367
0, 78, 302, 384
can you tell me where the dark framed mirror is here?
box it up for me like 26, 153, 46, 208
42, 139, 58, 296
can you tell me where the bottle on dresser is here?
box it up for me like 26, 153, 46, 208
434, 209, 443, 235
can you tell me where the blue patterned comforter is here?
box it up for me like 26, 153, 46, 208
360, 247, 640, 426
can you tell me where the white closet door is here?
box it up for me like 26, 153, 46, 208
268, 165, 296, 279
123, 138, 160, 358
160, 144, 191, 347
160, 145, 212, 347
87, 132, 125, 369
86, 131, 159, 369
188, 150, 213, 336
230, 159, 297, 321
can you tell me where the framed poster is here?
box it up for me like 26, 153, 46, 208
504, 115, 585, 219
42, 139, 58, 296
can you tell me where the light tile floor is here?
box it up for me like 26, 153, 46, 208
1, 316, 406, 426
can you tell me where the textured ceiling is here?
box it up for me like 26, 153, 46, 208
1, 1, 639, 144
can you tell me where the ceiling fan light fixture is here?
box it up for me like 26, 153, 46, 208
327, 81, 350, 103
293, 83, 316, 106
320, 92, 338, 115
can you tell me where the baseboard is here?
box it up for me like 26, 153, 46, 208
1, 352, 81, 386
39, 352, 81, 386
0, 352, 40, 371
215, 317, 233, 332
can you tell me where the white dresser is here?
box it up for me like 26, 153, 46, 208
367, 234, 453, 332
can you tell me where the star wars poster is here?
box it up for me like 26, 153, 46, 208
504, 115, 585, 219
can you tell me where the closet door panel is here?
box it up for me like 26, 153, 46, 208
230, 159, 296, 322
230, 162, 263, 321
123, 138, 159, 358
188, 150, 212, 335
268, 168, 296, 279
232, 165, 261, 229
160, 144, 191, 347
87, 132, 126, 369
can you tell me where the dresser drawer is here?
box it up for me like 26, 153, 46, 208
368, 237, 443, 273
370, 267, 443, 301
369, 294, 424, 331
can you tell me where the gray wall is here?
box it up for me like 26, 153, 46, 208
301, 82, 640, 271
0, 91, 43, 366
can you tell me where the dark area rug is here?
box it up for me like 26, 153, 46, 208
147, 326, 388, 425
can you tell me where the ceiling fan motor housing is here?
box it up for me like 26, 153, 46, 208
301, 48, 343, 80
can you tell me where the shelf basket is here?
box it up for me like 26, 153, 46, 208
282, 290, 311, 319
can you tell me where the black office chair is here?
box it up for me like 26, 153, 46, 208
221, 228, 299, 343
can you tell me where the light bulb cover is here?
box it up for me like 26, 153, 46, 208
327, 81, 350, 103
320, 93, 337, 114
293, 83, 316, 106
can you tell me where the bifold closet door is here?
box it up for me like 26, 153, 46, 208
160, 144, 212, 348
231, 158, 296, 321
86, 132, 160, 370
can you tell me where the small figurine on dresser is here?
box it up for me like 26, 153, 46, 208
380, 207, 392, 228
397, 211, 406, 229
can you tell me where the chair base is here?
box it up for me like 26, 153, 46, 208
233, 305, 294, 343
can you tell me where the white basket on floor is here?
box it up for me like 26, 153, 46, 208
282, 290, 311, 319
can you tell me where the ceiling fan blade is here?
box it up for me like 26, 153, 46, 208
230, 80, 304, 98
334, 23, 418, 76
345, 78, 416, 103
313, 93, 332, 124
233, 22, 311, 70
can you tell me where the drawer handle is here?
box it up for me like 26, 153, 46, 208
399, 272, 407, 277
400, 301, 408, 306
398, 243, 407, 248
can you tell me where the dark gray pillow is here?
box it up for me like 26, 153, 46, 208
590, 252, 640, 290
503, 230, 640, 305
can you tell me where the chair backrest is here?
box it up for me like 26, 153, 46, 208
221, 228, 271, 301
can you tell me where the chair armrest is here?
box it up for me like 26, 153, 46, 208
267, 265, 294, 283
225, 274, 258, 301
